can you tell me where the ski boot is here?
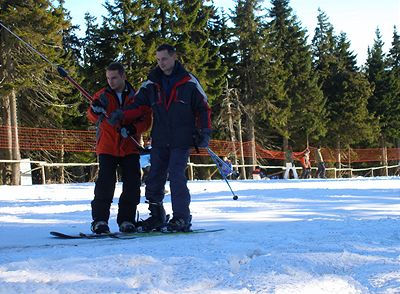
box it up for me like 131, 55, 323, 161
91, 220, 110, 234
119, 221, 136, 233
136, 201, 167, 232
167, 215, 192, 232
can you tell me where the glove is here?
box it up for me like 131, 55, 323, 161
90, 99, 106, 115
107, 109, 124, 126
197, 128, 211, 148
120, 125, 136, 138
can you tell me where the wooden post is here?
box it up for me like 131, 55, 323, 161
382, 145, 388, 177
348, 147, 352, 178
10, 89, 21, 185
187, 158, 194, 181
337, 140, 341, 178
41, 165, 46, 184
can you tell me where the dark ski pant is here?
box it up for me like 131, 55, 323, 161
92, 153, 141, 225
301, 167, 311, 179
145, 147, 191, 221
317, 162, 326, 178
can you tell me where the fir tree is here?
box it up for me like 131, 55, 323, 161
0, 0, 80, 183
230, 0, 271, 142
102, 0, 158, 87
203, 6, 228, 100
267, 0, 326, 148
365, 28, 398, 143
311, 9, 378, 147
311, 8, 336, 75
172, 0, 225, 103
387, 26, 400, 71
366, 27, 400, 143
385, 26, 400, 141
80, 13, 118, 93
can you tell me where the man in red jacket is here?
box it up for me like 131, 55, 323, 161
87, 62, 152, 234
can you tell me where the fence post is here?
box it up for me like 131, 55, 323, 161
188, 162, 194, 181
383, 146, 388, 176
41, 165, 45, 184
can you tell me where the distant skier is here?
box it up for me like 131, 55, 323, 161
284, 146, 298, 179
300, 148, 311, 179
252, 166, 266, 180
315, 145, 326, 178
218, 156, 239, 179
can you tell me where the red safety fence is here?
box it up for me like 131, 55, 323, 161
1, 125, 399, 163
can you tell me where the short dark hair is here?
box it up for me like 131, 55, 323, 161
106, 62, 125, 75
156, 44, 176, 55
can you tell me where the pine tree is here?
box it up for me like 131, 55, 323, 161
172, 0, 225, 103
80, 13, 118, 94
267, 0, 326, 148
203, 6, 228, 100
230, 0, 271, 141
386, 27, 400, 148
208, 10, 236, 140
101, 0, 158, 87
0, 0, 80, 184
385, 27, 400, 141
366, 29, 386, 118
387, 26, 400, 72
310, 9, 379, 148
311, 8, 336, 74
365, 28, 398, 143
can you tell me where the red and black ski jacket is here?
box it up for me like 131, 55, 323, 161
125, 62, 211, 148
87, 82, 152, 156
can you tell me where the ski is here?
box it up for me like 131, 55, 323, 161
50, 231, 118, 239
50, 228, 224, 240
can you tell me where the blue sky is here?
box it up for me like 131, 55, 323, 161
64, 0, 400, 66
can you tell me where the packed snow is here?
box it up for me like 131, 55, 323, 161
1, 177, 400, 293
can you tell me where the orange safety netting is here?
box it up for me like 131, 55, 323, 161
0, 126, 95, 153
0, 125, 399, 163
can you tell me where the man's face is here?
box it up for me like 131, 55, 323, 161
156, 50, 176, 75
106, 70, 126, 92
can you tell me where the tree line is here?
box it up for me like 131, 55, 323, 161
0, 0, 399, 184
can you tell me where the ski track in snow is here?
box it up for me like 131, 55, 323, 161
0, 177, 400, 293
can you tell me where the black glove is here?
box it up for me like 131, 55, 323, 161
120, 125, 136, 138
197, 128, 211, 148
107, 109, 124, 126
90, 99, 106, 115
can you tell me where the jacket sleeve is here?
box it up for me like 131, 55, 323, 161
195, 93, 212, 129
123, 81, 152, 123
87, 89, 107, 124
189, 76, 211, 130
132, 105, 152, 134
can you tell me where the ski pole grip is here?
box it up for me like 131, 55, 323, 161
57, 66, 69, 77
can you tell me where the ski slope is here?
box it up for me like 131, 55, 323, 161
1, 177, 400, 293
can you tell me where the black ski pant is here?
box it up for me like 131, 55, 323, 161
301, 167, 311, 179
317, 162, 326, 178
145, 147, 191, 221
92, 153, 141, 225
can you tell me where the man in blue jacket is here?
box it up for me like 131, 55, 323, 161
116, 44, 211, 232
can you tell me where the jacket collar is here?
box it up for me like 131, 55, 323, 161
148, 61, 188, 84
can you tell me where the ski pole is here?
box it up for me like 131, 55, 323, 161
0, 21, 96, 102
207, 147, 239, 200
0, 21, 144, 152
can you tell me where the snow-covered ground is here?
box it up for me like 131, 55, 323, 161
1, 177, 400, 294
